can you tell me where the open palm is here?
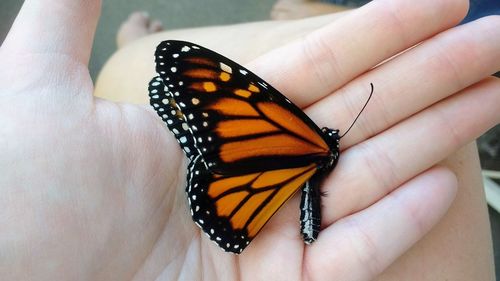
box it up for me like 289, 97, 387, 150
1, 0, 499, 280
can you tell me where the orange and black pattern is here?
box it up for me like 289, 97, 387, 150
149, 40, 340, 253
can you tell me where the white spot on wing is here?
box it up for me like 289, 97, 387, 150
220, 62, 232, 74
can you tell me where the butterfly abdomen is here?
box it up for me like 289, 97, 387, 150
300, 172, 323, 244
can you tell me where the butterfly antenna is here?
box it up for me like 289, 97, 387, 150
340, 83, 374, 139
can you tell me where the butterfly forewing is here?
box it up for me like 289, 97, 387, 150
154, 40, 331, 175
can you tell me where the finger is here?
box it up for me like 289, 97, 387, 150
248, 0, 468, 106
322, 76, 500, 225
309, 16, 500, 147
1, 0, 101, 65
305, 166, 457, 281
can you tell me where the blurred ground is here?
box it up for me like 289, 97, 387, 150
0, 0, 275, 79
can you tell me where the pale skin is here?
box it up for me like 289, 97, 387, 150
0, 0, 499, 280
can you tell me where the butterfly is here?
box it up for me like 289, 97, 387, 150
148, 40, 371, 254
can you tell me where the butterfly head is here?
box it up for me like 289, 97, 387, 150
321, 127, 340, 168
321, 127, 340, 146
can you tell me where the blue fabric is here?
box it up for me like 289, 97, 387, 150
321, 0, 370, 7
321, 0, 499, 23
461, 0, 500, 24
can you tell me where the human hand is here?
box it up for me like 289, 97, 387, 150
1, 0, 499, 280
0, 1, 186, 279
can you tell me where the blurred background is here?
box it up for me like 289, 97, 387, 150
0, 0, 277, 78
1, 0, 499, 276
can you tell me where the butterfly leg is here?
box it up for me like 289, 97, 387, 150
300, 172, 322, 244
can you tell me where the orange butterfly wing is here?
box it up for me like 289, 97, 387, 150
149, 40, 339, 253
187, 155, 318, 252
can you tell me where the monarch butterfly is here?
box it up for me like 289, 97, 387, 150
148, 40, 372, 254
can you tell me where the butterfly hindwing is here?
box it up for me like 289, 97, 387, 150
149, 76, 198, 159
187, 154, 318, 253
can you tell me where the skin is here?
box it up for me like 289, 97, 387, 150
0, 0, 498, 280
270, 0, 350, 20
